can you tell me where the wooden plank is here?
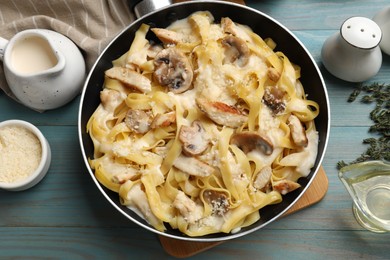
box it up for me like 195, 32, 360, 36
0, 94, 79, 126
246, 0, 385, 30
1, 228, 389, 259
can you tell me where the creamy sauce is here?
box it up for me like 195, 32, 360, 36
11, 36, 57, 74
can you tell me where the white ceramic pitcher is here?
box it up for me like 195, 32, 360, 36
0, 29, 85, 110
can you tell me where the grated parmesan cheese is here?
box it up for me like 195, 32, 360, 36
0, 126, 42, 183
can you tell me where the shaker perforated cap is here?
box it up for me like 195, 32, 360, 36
341, 17, 382, 49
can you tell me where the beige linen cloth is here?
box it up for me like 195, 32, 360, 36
0, 0, 135, 107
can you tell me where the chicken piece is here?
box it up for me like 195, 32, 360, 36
288, 114, 308, 147
112, 172, 140, 184
153, 146, 169, 158
221, 17, 251, 42
151, 111, 176, 129
253, 166, 272, 191
273, 179, 301, 195
196, 97, 247, 128
153, 47, 193, 93
151, 28, 182, 44
100, 89, 123, 112
179, 120, 210, 156
125, 109, 151, 134
221, 17, 237, 35
230, 132, 273, 155
105, 67, 151, 93
267, 67, 281, 82
126, 183, 163, 230
173, 191, 203, 223
173, 154, 214, 177
221, 35, 250, 67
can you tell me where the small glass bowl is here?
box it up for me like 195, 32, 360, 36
339, 160, 390, 233
0, 120, 51, 191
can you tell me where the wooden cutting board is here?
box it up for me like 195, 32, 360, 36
159, 167, 328, 258
159, 0, 328, 258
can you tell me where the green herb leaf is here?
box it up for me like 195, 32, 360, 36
337, 83, 390, 170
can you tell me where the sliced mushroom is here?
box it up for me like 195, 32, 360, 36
287, 114, 308, 147
221, 35, 250, 67
125, 109, 151, 134
262, 86, 286, 115
273, 179, 301, 195
151, 111, 176, 129
105, 67, 151, 93
196, 97, 247, 128
203, 190, 229, 216
179, 120, 210, 156
253, 166, 272, 191
153, 48, 193, 93
173, 154, 214, 177
230, 131, 273, 155
151, 28, 182, 45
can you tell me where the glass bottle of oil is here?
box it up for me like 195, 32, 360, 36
339, 160, 390, 233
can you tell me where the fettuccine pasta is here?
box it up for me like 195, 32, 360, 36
87, 11, 319, 236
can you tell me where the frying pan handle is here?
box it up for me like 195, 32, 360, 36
133, 0, 173, 18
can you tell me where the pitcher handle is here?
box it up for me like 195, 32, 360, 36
0, 37, 9, 61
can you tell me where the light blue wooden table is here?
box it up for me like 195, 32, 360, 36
1, 0, 389, 259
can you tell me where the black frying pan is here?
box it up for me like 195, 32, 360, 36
78, 0, 330, 242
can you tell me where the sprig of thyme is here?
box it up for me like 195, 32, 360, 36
337, 83, 390, 169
